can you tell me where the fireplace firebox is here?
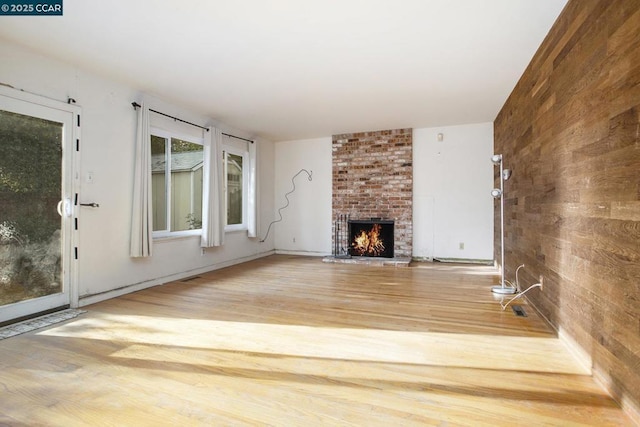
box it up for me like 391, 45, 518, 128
348, 219, 394, 258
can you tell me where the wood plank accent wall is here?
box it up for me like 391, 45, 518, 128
494, 0, 640, 420
332, 129, 413, 257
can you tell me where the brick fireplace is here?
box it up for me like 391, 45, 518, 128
331, 128, 412, 258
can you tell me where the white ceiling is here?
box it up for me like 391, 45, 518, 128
0, 0, 567, 141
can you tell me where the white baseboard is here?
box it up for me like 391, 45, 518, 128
78, 249, 275, 307
274, 250, 330, 257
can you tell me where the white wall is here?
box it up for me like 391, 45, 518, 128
271, 127, 494, 260
413, 123, 494, 260
0, 40, 275, 304
273, 138, 332, 255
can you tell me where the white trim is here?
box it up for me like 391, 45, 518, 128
77, 249, 275, 307
275, 250, 330, 257
152, 229, 201, 240
69, 103, 81, 308
0, 85, 81, 319
223, 145, 249, 232
225, 223, 247, 232
0, 84, 78, 112
150, 126, 204, 148
150, 127, 204, 237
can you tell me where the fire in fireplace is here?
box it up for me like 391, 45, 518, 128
348, 219, 394, 258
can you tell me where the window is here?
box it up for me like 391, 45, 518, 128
223, 142, 248, 231
151, 130, 204, 236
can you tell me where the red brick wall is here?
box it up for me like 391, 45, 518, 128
332, 129, 413, 258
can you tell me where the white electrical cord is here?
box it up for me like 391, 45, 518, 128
500, 283, 542, 311
500, 264, 525, 293
514, 264, 525, 291
498, 264, 543, 311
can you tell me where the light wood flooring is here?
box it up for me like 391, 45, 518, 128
0, 255, 634, 426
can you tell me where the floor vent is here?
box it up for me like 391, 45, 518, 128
180, 276, 201, 282
512, 305, 527, 317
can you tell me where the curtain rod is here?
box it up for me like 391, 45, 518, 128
132, 102, 209, 132
222, 132, 254, 143
132, 102, 254, 143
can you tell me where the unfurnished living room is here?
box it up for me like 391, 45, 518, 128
0, 0, 638, 425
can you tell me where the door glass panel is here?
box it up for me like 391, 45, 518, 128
0, 109, 63, 306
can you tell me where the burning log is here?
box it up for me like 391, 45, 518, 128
351, 223, 385, 256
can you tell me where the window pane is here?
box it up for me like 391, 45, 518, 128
170, 138, 203, 231
227, 153, 243, 225
150, 135, 167, 231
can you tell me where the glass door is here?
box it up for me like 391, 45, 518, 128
0, 88, 78, 324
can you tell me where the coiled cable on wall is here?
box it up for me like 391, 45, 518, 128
260, 169, 313, 243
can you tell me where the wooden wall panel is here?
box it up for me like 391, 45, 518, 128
494, 0, 640, 420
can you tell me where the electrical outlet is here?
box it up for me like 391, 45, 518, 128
459, 242, 464, 250
539, 275, 544, 291
292, 237, 296, 243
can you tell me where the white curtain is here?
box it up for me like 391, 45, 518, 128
130, 103, 153, 257
247, 140, 257, 238
201, 126, 225, 247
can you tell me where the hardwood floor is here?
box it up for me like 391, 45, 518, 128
0, 255, 633, 426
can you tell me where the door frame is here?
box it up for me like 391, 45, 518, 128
0, 85, 80, 323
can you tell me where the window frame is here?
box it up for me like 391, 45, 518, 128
0, 85, 81, 322
150, 127, 205, 239
223, 143, 249, 232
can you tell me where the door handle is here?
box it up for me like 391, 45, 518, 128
57, 199, 72, 217
80, 203, 100, 208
